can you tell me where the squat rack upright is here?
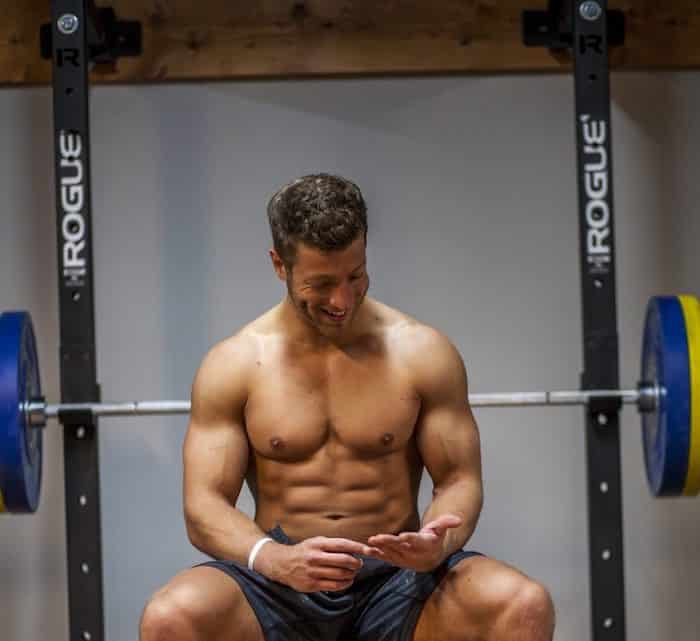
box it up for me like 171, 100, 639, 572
47, 2, 625, 640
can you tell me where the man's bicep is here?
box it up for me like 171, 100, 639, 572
416, 402, 482, 490
412, 329, 482, 489
183, 417, 250, 508
183, 339, 254, 513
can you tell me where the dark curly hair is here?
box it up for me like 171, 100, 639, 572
267, 173, 367, 269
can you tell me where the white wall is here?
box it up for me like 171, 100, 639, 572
1, 71, 699, 641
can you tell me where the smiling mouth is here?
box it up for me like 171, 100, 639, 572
321, 309, 347, 321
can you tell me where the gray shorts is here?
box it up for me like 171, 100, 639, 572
197, 524, 481, 641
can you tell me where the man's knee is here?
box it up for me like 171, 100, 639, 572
467, 569, 554, 635
139, 569, 263, 641
509, 579, 555, 628
140, 588, 199, 641
484, 576, 554, 641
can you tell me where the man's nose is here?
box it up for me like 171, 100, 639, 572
329, 282, 353, 309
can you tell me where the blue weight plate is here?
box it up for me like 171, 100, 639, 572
641, 297, 691, 496
0, 311, 43, 513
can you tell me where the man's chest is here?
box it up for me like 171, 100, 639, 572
244, 347, 422, 460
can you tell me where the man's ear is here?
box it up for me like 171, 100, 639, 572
269, 248, 288, 281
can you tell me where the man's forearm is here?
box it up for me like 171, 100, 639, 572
421, 478, 483, 563
185, 494, 279, 568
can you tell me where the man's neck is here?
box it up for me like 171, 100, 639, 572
278, 296, 369, 350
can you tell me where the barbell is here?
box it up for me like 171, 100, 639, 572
1, 295, 699, 514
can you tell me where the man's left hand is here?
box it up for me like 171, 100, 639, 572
365, 514, 463, 572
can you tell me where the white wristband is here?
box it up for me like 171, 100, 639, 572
248, 537, 273, 571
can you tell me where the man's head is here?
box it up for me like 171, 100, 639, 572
267, 173, 370, 338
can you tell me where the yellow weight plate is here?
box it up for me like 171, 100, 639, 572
679, 295, 700, 496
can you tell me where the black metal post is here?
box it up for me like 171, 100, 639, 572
50, 2, 104, 641
572, 1, 626, 640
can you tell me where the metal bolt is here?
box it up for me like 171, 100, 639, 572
602, 548, 611, 560
76, 426, 86, 439
57, 13, 80, 35
79, 495, 87, 507
603, 617, 614, 629
580, 1, 603, 21
82, 632, 92, 641
597, 413, 608, 426
600, 481, 609, 493
81, 562, 89, 574
72, 291, 81, 302
594, 279, 603, 288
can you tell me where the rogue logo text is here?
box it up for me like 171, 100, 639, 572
580, 114, 611, 274
59, 130, 87, 286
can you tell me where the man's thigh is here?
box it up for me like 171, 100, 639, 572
143, 566, 265, 641
412, 555, 536, 641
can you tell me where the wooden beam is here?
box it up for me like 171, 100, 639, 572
2, 1, 700, 86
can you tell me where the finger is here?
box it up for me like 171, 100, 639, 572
397, 532, 421, 543
423, 514, 463, 535
412, 531, 441, 544
372, 540, 411, 557
397, 532, 433, 547
312, 552, 364, 570
368, 534, 402, 546
309, 567, 357, 581
316, 578, 355, 592
365, 543, 408, 566
316, 537, 377, 557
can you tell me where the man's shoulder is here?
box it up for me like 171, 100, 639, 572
372, 302, 463, 383
202, 307, 281, 373
373, 300, 450, 354
190, 308, 286, 418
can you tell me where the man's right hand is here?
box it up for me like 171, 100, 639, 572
255, 537, 374, 592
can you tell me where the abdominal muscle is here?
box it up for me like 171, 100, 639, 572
249, 439, 423, 544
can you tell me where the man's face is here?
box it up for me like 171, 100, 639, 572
273, 236, 370, 338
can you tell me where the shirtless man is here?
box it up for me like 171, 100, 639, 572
139, 174, 555, 641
